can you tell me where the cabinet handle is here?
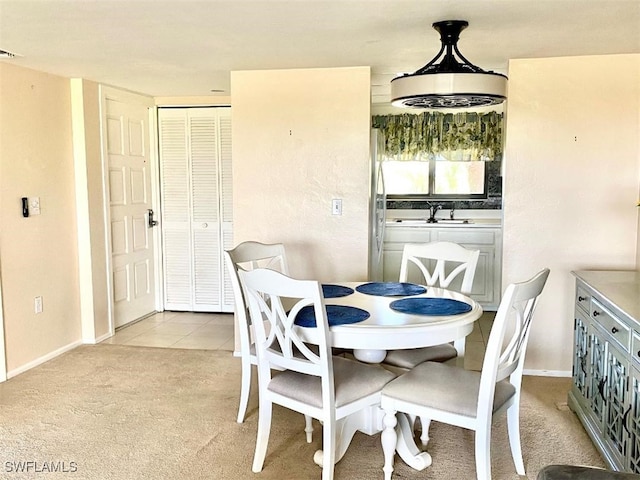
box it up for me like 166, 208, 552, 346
597, 376, 607, 399
623, 405, 632, 435
578, 296, 587, 302
637, 350, 640, 358
593, 310, 600, 317
611, 327, 619, 334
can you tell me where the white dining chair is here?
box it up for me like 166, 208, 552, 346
380, 268, 550, 480
223, 241, 291, 424
382, 241, 481, 447
383, 241, 480, 370
239, 267, 396, 480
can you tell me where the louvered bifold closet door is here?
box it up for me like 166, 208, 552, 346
189, 109, 221, 311
158, 107, 232, 312
158, 109, 193, 310
218, 109, 235, 311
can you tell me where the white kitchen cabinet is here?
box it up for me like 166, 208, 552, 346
158, 107, 234, 312
382, 224, 502, 310
569, 271, 640, 473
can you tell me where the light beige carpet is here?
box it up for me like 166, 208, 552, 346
0, 344, 604, 479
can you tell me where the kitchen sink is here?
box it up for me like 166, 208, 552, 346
436, 219, 472, 224
390, 218, 472, 225
390, 219, 430, 225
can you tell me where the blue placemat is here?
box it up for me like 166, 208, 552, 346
322, 284, 355, 298
294, 305, 370, 328
389, 297, 472, 316
356, 282, 427, 297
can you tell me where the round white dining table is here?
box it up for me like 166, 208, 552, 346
294, 281, 483, 471
296, 281, 483, 363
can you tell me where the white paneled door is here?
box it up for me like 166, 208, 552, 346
106, 99, 157, 328
158, 107, 234, 312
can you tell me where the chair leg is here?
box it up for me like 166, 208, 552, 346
236, 356, 252, 423
453, 338, 465, 368
407, 414, 430, 446
321, 417, 336, 480
474, 424, 492, 480
305, 415, 314, 443
381, 409, 398, 480
507, 403, 525, 475
419, 417, 431, 447
252, 399, 272, 473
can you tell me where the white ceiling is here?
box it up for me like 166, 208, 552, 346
1, 0, 639, 104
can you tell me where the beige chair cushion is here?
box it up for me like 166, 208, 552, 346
382, 344, 458, 369
382, 361, 516, 418
268, 356, 397, 408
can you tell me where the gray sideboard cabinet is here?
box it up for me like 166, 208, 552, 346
569, 270, 640, 473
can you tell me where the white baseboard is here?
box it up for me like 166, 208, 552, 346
95, 332, 112, 344
83, 331, 112, 345
523, 369, 572, 377
8, 340, 83, 379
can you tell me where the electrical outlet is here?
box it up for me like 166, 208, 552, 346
34, 296, 43, 314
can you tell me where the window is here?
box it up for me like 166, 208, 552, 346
372, 111, 503, 200
382, 157, 488, 199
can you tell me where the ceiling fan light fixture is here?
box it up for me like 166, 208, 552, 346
391, 20, 507, 109
0, 49, 21, 59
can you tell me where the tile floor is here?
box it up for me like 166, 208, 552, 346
464, 311, 495, 371
102, 309, 495, 370
102, 310, 236, 351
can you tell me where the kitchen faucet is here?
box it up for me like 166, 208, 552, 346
427, 203, 442, 223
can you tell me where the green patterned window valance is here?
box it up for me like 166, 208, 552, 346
372, 111, 503, 161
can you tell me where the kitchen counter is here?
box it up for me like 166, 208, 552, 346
386, 217, 502, 228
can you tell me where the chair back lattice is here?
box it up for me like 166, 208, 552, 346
399, 242, 480, 294
478, 268, 550, 415
238, 268, 335, 402
224, 242, 289, 352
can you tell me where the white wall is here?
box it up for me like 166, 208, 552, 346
155, 95, 231, 107
0, 64, 82, 374
504, 54, 640, 374
231, 67, 371, 281
637, 86, 640, 272
71, 79, 113, 343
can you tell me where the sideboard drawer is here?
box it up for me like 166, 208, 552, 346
576, 286, 591, 313
592, 298, 630, 352
631, 332, 640, 365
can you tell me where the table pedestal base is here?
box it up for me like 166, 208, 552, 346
353, 349, 387, 363
313, 406, 431, 475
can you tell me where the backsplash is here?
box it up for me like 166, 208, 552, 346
387, 160, 503, 210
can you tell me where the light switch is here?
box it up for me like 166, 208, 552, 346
28, 197, 41, 215
332, 199, 342, 216
34, 296, 43, 314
